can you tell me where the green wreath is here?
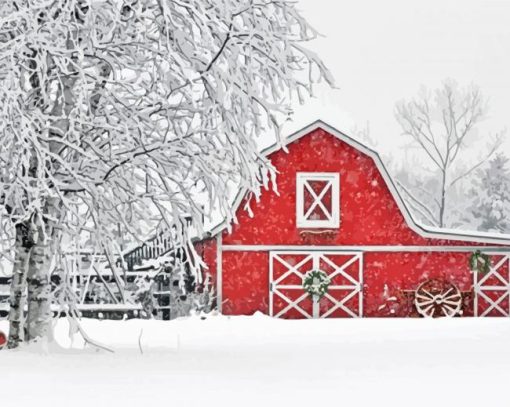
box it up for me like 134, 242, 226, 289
303, 270, 331, 299
469, 250, 491, 274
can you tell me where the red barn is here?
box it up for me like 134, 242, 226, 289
198, 121, 510, 319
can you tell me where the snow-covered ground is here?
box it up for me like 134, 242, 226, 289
1, 314, 510, 407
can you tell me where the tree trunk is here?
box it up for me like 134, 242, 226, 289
7, 222, 35, 348
21, 22, 79, 342
25, 239, 54, 342
439, 170, 447, 228
25, 199, 60, 343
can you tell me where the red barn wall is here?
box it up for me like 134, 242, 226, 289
206, 128, 504, 317
363, 252, 474, 317
194, 238, 217, 292
222, 251, 269, 315
223, 128, 475, 248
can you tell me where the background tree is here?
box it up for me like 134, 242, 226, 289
0, 0, 333, 347
466, 154, 510, 233
395, 80, 502, 228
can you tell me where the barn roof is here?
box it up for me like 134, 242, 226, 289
209, 120, 510, 245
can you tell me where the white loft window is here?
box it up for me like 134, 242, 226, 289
296, 172, 340, 228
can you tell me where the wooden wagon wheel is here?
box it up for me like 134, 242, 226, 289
414, 279, 462, 318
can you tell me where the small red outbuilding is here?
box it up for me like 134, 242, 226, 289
199, 121, 510, 318
0, 330, 6, 349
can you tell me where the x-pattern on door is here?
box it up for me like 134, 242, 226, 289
269, 251, 363, 319
474, 253, 510, 317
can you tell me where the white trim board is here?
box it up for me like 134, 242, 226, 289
208, 120, 510, 246
222, 245, 510, 253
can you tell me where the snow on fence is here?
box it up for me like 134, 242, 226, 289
0, 245, 212, 321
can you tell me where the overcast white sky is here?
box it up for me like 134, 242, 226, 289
283, 0, 510, 160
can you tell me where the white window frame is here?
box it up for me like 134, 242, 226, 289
296, 172, 340, 228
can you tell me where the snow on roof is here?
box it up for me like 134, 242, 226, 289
208, 119, 510, 245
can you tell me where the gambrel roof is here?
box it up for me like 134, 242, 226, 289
209, 120, 510, 245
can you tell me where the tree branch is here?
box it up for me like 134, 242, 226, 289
396, 180, 439, 226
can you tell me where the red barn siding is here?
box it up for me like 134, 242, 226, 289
203, 125, 510, 318
363, 252, 475, 317
222, 251, 269, 315
195, 238, 217, 291
223, 129, 478, 247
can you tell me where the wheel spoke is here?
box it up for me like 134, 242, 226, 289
421, 289, 435, 299
416, 294, 435, 303
416, 298, 435, 306
441, 303, 457, 316
442, 303, 454, 311
444, 293, 461, 301
422, 304, 435, 318
442, 287, 453, 297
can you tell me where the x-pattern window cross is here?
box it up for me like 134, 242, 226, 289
296, 172, 340, 228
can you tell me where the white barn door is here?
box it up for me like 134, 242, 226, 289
474, 253, 510, 317
269, 251, 363, 319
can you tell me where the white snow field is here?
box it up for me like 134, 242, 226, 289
1, 314, 510, 407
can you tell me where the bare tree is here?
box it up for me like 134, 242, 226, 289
395, 80, 502, 228
352, 121, 378, 149
0, 0, 333, 347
